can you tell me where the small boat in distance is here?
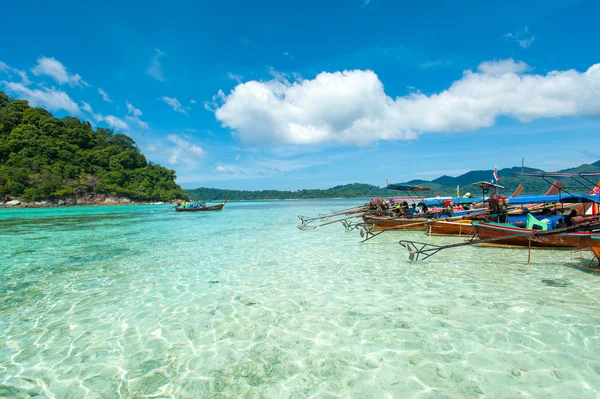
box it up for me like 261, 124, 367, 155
175, 199, 228, 212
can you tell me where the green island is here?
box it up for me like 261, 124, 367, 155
0, 91, 189, 205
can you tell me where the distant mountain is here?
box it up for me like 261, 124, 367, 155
401, 162, 600, 196
187, 160, 600, 200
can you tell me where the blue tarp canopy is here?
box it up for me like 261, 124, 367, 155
507, 193, 599, 205
422, 193, 599, 207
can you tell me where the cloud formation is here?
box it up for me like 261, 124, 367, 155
98, 88, 112, 102
166, 135, 205, 165
160, 96, 190, 116
147, 49, 166, 82
215, 165, 235, 174
31, 57, 87, 86
125, 101, 149, 129
504, 27, 535, 49
81, 101, 128, 130
4, 82, 80, 114
211, 59, 600, 146
0, 61, 30, 84
227, 72, 242, 83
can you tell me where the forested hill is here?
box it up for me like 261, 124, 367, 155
0, 91, 188, 202
188, 161, 600, 201
187, 183, 391, 201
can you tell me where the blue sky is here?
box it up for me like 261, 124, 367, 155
1, 0, 599, 190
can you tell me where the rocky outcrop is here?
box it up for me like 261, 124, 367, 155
0, 195, 182, 208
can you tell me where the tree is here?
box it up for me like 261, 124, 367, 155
0, 90, 189, 202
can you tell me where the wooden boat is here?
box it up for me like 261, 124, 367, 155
175, 199, 227, 212
472, 221, 599, 248
427, 219, 476, 236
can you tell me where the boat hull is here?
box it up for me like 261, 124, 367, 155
591, 240, 600, 263
428, 220, 475, 236
175, 203, 225, 212
473, 222, 596, 248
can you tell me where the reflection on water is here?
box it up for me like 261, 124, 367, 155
1, 201, 599, 398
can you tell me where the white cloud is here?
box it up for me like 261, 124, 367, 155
215, 165, 235, 174
227, 72, 242, 83
0, 61, 30, 85
211, 59, 600, 146
204, 89, 226, 112
126, 101, 142, 117
102, 115, 129, 130
160, 96, 190, 116
81, 101, 128, 130
518, 36, 536, 49
189, 99, 197, 104
81, 100, 93, 113
504, 27, 536, 49
98, 88, 113, 102
166, 135, 205, 165
147, 49, 166, 82
4, 82, 80, 114
477, 58, 529, 75
125, 101, 149, 128
31, 57, 87, 86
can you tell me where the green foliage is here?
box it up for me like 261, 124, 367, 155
187, 183, 393, 201
0, 91, 189, 202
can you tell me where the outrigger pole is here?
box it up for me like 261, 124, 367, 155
297, 214, 364, 230
399, 222, 600, 262
298, 204, 369, 226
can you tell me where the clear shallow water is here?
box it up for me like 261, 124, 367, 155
1, 200, 599, 399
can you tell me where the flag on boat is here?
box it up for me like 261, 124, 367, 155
492, 166, 499, 183
456, 185, 460, 197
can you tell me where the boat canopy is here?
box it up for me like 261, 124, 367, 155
471, 181, 505, 189
386, 184, 431, 191
515, 172, 600, 177
423, 193, 599, 207
507, 193, 599, 205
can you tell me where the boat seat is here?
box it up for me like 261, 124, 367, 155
525, 214, 548, 231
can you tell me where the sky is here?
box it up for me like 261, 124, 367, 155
1, 0, 599, 190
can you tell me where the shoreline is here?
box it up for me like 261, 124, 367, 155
0, 197, 376, 209
0, 198, 179, 209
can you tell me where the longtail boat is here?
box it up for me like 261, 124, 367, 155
175, 199, 228, 212
400, 222, 600, 262
472, 219, 599, 248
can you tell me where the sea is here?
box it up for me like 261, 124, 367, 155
1, 199, 599, 398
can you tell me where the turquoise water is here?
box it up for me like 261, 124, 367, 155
1, 200, 600, 398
